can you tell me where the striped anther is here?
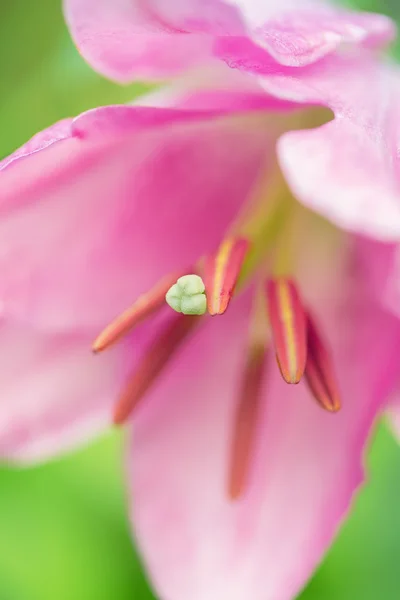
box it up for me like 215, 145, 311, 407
204, 237, 250, 316
305, 314, 341, 413
228, 343, 267, 500
92, 270, 190, 353
266, 278, 307, 384
113, 314, 199, 425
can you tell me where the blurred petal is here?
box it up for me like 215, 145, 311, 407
216, 2, 395, 70
0, 320, 132, 463
64, 0, 395, 82
354, 237, 399, 315
271, 56, 400, 240
0, 103, 269, 332
127, 242, 400, 600
63, 0, 242, 82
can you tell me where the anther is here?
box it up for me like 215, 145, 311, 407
203, 237, 250, 316
305, 314, 341, 413
265, 278, 307, 384
92, 270, 190, 353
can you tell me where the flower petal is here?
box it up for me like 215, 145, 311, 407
126, 241, 400, 600
63, 0, 243, 83
271, 56, 400, 240
0, 320, 133, 463
64, 0, 395, 82
354, 237, 400, 316
0, 102, 269, 332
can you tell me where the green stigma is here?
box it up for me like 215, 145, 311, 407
165, 274, 207, 315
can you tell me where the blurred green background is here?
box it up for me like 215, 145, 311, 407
1, 1, 400, 599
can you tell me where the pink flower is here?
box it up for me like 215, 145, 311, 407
64, 0, 396, 82
2, 3, 400, 599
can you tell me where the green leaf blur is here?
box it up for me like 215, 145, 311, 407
0, 1, 400, 599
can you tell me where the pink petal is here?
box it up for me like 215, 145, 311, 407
269, 55, 400, 240
0, 297, 185, 463
0, 319, 133, 462
354, 237, 400, 316
217, 2, 395, 67
0, 103, 269, 332
126, 242, 400, 600
64, 0, 395, 82
63, 0, 243, 83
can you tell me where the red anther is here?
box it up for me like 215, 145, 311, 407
204, 237, 250, 316
92, 270, 191, 353
266, 278, 307, 384
305, 313, 341, 413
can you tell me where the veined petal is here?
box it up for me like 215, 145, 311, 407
0, 101, 269, 333
64, 0, 395, 82
126, 245, 400, 600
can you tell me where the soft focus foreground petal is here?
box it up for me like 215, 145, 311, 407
63, 0, 243, 82
64, 0, 395, 82
127, 240, 400, 600
271, 56, 400, 240
0, 320, 135, 463
0, 103, 269, 332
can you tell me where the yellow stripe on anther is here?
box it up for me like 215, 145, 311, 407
210, 239, 234, 314
277, 280, 298, 382
204, 237, 250, 316
265, 278, 307, 384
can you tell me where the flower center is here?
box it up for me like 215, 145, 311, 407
92, 178, 341, 500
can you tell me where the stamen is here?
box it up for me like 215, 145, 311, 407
305, 314, 341, 413
203, 237, 250, 316
113, 313, 200, 425
92, 270, 189, 353
228, 343, 267, 500
265, 278, 307, 384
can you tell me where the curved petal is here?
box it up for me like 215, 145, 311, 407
64, 0, 395, 82
126, 241, 400, 600
216, 3, 395, 70
268, 56, 400, 240
63, 0, 242, 83
0, 102, 269, 332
